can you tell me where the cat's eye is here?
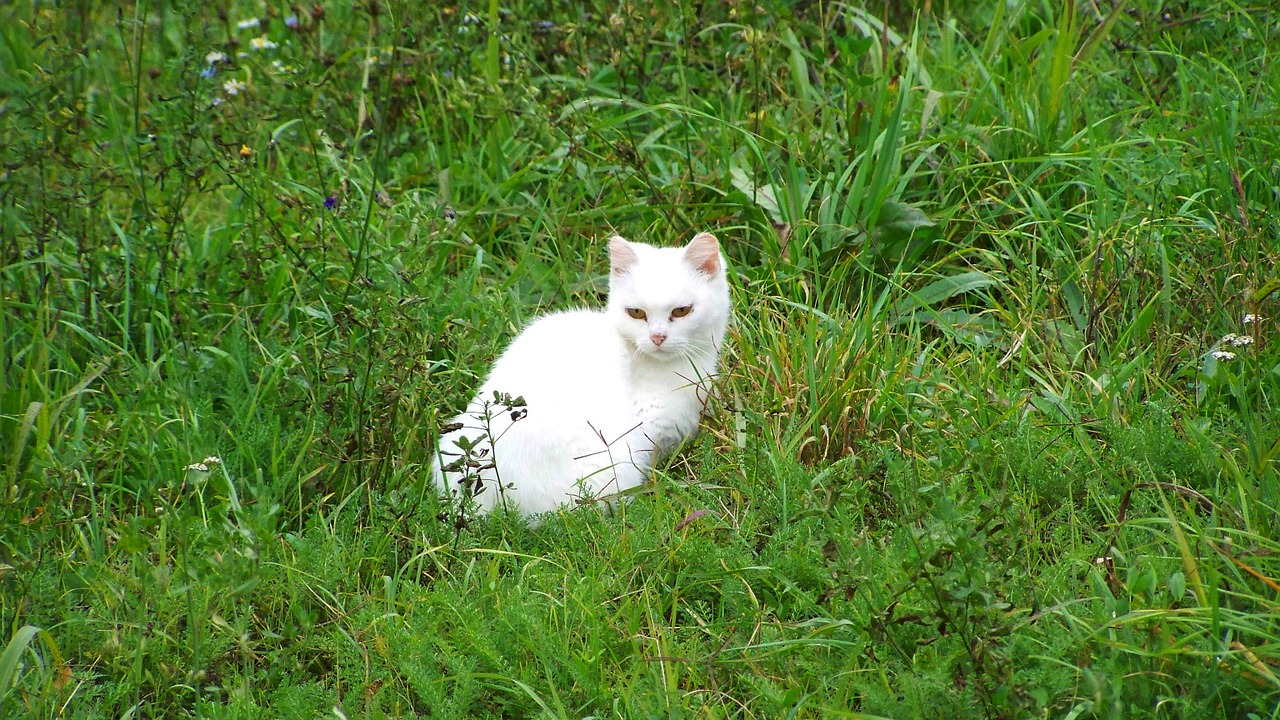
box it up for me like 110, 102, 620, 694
671, 305, 693, 318
626, 308, 647, 320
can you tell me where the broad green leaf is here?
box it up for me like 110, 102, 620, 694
1062, 279, 1087, 332
890, 271, 997, 318
0, 625, 39, 703
874, 200, 937, 243
1253, 277, 1280, 302
730, 166, 783, 223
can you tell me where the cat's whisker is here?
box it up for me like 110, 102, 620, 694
677, 343, 717, 366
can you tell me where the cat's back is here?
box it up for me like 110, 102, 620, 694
483, 309, 625, 404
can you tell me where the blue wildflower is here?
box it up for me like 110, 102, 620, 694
285, 15, 299, 29
200, 65, 217, 79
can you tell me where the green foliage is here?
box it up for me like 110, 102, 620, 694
2, 0, 1278, 717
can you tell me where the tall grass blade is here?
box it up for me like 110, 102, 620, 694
0, 625, 40, 703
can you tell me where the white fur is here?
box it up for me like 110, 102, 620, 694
432, 233, 731, 517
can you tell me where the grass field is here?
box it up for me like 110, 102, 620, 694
2, 1, 1279, 717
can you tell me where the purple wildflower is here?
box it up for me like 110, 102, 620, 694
285, 15, 299, 29
324, 196, 338, 209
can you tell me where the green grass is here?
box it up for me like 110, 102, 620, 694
2, 0, 1279, 717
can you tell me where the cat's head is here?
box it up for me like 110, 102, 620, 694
607, 232, 731, 362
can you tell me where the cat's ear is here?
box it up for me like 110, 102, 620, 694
609, 235, 639, 276
683, 232, 721, 275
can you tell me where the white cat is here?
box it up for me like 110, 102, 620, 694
432, 232, 730, 517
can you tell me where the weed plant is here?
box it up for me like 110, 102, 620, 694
1, 1, 1278, 717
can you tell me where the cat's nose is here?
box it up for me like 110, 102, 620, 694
650, 332, 667, 346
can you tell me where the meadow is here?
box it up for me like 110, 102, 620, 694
2, 0, 1278, 717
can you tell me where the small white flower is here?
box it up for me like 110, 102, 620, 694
203, 456, 222, 465
185, 462, 210, 472
237, 18, 261, 30
1211, 350, 1237, 362
364, 55, 378, 66
250, 35, 279, 50
1243, 314, 1261, 325
205, 50, 227, 64
209, 96, 225, 107
1222, 333, 1254, 348
223, 79, 246, 95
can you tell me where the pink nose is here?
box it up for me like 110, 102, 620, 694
650, 333, 666, 346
